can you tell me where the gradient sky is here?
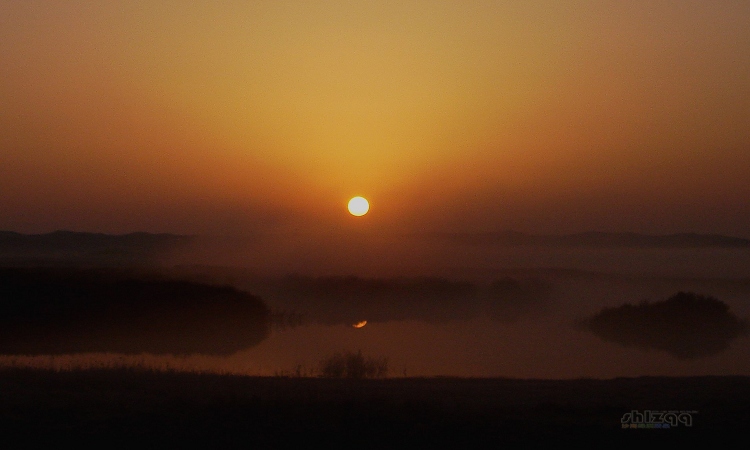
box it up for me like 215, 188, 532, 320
2, 1, 749, 236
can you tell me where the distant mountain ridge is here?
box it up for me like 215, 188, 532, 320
0, 230, 190, 249
435, 231, 750, 248
0, 231, 192, 265
2, 230, 748, 253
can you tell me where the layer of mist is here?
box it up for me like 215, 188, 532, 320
1, 231, 749, 376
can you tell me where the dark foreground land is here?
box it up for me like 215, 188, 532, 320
0, 368, 748, 448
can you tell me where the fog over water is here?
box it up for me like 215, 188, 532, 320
1, 232, 748, 379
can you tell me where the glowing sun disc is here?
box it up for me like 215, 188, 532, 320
352, 320, 367, 328
347, 197, 369, 216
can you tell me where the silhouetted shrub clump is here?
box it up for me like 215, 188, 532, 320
319, 350, 388, 379
581, 291, 748, 359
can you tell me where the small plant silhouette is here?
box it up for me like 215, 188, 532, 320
319, 350, 388, 379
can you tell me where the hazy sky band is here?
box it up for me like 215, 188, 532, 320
1, 1, 748, 235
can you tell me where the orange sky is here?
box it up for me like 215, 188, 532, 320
1, 1, 749, 236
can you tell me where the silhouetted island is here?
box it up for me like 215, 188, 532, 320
0, 267, 269, 355
580, 292, 748, 359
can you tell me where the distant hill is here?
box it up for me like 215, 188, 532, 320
433, 231, 750, 248
0, 231, 192, 265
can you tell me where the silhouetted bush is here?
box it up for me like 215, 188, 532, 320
581, 291, 748, 359
319, 350, 388, 379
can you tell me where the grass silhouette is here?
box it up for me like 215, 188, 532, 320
0, 366, 747, 446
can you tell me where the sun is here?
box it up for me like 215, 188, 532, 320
347, 196, 369, 216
